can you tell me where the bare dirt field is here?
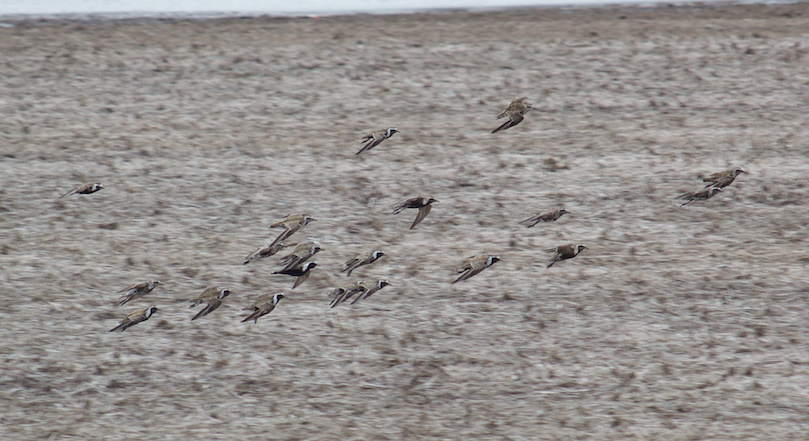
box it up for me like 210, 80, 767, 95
2, 2, 809, 439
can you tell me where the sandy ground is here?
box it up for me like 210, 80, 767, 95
2, 2, 809, 439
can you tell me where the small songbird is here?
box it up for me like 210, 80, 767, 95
243, 242, 290, 265
273, 261, 317, 289
703, 167, 746, 189
678, 187, 722, 206
350, 280, 391, 305
278, 242, 323, 273
392, 196, 438, 229
452, 255, 500, 284
492, 97, 533, 133
329, 281, 368, 308
342, 250, 385, 277
520, 208, 569, 228
60, 182, 103, 198
546, 244, 587, 269
241, 293, 285, 323
268, 214, 316, 247
117, 280, 161, 306
357, 127, 399, 155
109, 305, 159, 332
190, 287, 232, 321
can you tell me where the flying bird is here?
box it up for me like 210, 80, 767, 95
190, 287, 232, 321
492, 97, 533, 133
520, 208, 569, 228
546, 244, 587, 269
342, 250, 385, 277
117, 280, 161, 306
392, 196, 438, 229
109, 305, 159, 332
274, 261, 317, 289
678, 187, 722, 206
452, 255, 500, 284
357, 127, 399, 155
350, 280, 391, 305
244, 242, 290, 265
268, 214, 316, 247
60, 182, 103, 198
278, 242, 323, 273
703, 167, 746, 189
241, 293, 285, 323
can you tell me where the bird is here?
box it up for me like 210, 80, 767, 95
678, 187, 722, 206
278, 242, 323, 273
342, 250, 385, 277
328, 281, 368, 308
520, 208, 569, 227
268, 214, 316, 247
273, 261, 317, 289
357, 127, 399, 155
241, 293, 285, 323
117, 280, 161, 306
492, 97, 533, 133
243, 242, 290, 265
703, 167, 746, 188
452, 255, 500, 284
546, 244, 587, 269
350, 280, 391, 305
60, 182, 103, 198
109, 305, 159, 332
190, 287, 232, 321
392, 196, 438, 229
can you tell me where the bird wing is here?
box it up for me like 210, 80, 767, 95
59, 187, 78, 198
269, 225, 297, 248
356, 139, 381, 155
191, 299, 222, 321
241, 310, 262, 323
109, 317, 134, 332
292, 271, 312, 289
410, 204, 432, 229
452, 267, 478, 284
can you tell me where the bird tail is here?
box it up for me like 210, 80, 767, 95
546, 260, 555, 269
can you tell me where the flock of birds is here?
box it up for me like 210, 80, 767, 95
58, 97, 746, 332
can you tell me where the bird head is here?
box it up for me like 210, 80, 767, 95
273, 293, 285, 303
220, 289, 232, 299
387, 127, 399, 137
145, 306, 160, 317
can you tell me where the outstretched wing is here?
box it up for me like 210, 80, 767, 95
292, 271, 312, 289
410, 204, 432, 229
191, 299, 222, 321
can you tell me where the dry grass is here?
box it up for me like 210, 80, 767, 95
2, 3, 809, 439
